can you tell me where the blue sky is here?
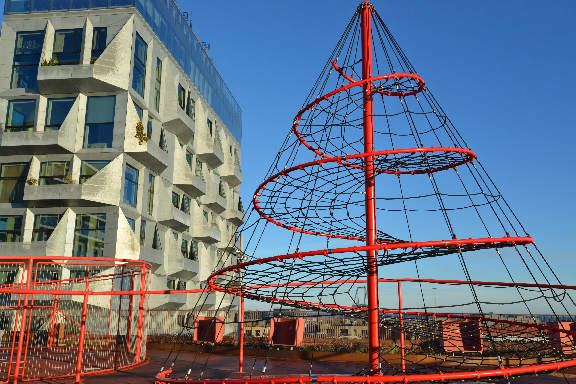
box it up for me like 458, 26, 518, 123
1, 1, 574, 294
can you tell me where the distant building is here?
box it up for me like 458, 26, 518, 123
0, 0, 243, 311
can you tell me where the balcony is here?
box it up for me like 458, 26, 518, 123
23, 183, 118, 207
190, 222, 221, 244
149, 291, 187, 309
221, 234, 242, 254
0, 242, 49, 257
220, 162, 242, 187
200, 179, 227, 214
166, 257, 198, 280
125, 138, 169, 174
196, 136, 225, 169
175, 175, 206, 198
37, 64, 125, 94
158, 206, 190, 232
0, 128, 75, 155
163, 105, 195, 144
223, 209, 244, 226
172, 144, 206, 198
140, 247, 163, 270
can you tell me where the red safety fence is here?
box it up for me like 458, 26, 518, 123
0, 256, 150, 384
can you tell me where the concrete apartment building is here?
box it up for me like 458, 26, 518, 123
0, 0, 243, 311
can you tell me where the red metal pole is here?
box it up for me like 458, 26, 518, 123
397, 281, 405, 373
74, 279, 90, 384
12, 258, 33, 384
239, 295, 245, 373
360, 1, 380, 375
134, 266, 147, 363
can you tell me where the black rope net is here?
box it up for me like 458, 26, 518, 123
158, 3, 576, 382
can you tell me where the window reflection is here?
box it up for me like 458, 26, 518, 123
80, 160, 110, 184
11, 31, 44, 89
0, 163, 28, 203
73, 213, 106, 257
84, 96, 115, 148
45, 98, 74, 130
53, 29, 83, 65
32, 214, 62, 241
123, 165, 139, 207
132, 33, 147, 97
39, 161, 69, 185
5, 99, 36, 132
0, 216, 23, 242
91, 27, 107, 62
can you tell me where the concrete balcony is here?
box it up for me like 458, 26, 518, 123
149, 291, 187, 309
0, 242, 49, 257
190, 222, 221, 244
163, 106, 195, 144
125, 139, 169, 174
221, 234, 242, 254
158, 206, 190, 232
37, 64, 125, 94
175, 175, 206, 199
201, 180, 227, 214
220, 162, 242, 187
166, 257, 199, 280
0, 128, 74, 155
223, 209, 244, 226
23, 182, 120, 207
140, 247, 163, 270
196, 137, 225, 169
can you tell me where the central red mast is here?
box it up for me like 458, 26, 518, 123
360, 1, 380, 375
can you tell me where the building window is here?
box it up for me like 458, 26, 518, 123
5, 99, 36, 132
147, 120, 153, 139
154, 58, 162, 111
84, 95, 115, 148
186, 92, 195, 119
159, 128, 167, 151
91, 27, 107, 62
73, 213, 106, 257
132, 33, 147, 97
0, 216, 23, 242
140, 220, 146, 246
195, 159, 203, 179
134, 103, 143, 121
32, 214, 61, 241
181, 195, 190, 214
126, 217, 135, 232
123, 165, 139, 207
0, 163, 28, 203
152, 224, 161, 250
45, 98, 74, 131
167, 278, 176, 290
185, 150, 193, 169
53, 29, 82, 65
171, 192, 180, 209
218, 180, 226, 198
11, 31, 44, 89
190, 241, 198, 260
39, 161, 69, 185
178, 84, 186, 110
147, 173, 155, 215
80, 160, 109, 184
180, 239, 189, 258
177, 280, 186, 290
207, 119, 213, 137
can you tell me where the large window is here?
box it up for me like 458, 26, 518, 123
53, 29, 82, 65
84, 96, 115, 148
80, 160, 109, 184
185, 150, 193, 169
39, 161, 69, 185
152, 224, 161, 250
32, 214, 61, 241
0, 163, 28, 203
181, 195, 190, 214
207, 119, 213, 137
45, 98, 74, 130
91, 27, 107, 62
5, 99, 36, 132
186, 91, 195, 119
190, 240, 198, 260
171, 192, 180, 209
147, 173, 155, 215
180, 239, 189, 258
140, 220, 146, 246
132, 33, 147, 97
195, 158, 203, 179
11, 31, 44, 89
0, 216, 23, 242
154, 58, 162, 111
178, 84, 186, 110
123, 165, 139, 207
73, 213, 106, 257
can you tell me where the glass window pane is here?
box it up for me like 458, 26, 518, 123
33, 214, 61, 241
178, 85, 185, 110
0, 216, 23, 242
132, 33, 147, 96
53, 29, 82, 65
0, 163, 28, 203
6, 99, 36, 132
45, 98, 74, 130
73, 213, 106, 257
14, 31, 44, 55
123, 165, 138, 207
84, 96, 115, 148
80, 160, 109, 183
126, 217, 135, 231
91, 27, 107, 61
134, 103, 143, 120
39, 161, 69, 185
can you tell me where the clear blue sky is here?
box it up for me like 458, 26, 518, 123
1, 1, 574, 283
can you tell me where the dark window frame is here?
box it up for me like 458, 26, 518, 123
5, 99, 36, 132
0, 215, 23, 243
91, 27, 107, 62
11, 30, 45, 89
39, 161, 70, 185
132, 33, 147, 97
123, 164, 139, 208
52, 28, 83, 65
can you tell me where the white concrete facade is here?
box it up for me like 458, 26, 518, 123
0, 7, 243, 311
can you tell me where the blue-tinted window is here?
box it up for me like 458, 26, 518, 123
91, 27, 107, 62
73, 213, 106, 257
11, 31, 44, 89
33, 214, 62, 241
5, 99, 36, 132
0, 163, 28, 203
80, 160, 109, 183
134, 103, 143, 120
126, 217, 135, 231
178, 84, 185, 110
123, 164, 138, 207
45, 98, 74, 130
53, 29, 83, 65
84, 96, 115, 148
0, 216, 23, 242
132, 33, 147, 97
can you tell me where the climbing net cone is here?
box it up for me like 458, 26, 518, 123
157, 2, 576, 383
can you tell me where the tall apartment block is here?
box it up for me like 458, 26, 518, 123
0, 0, 243, 311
